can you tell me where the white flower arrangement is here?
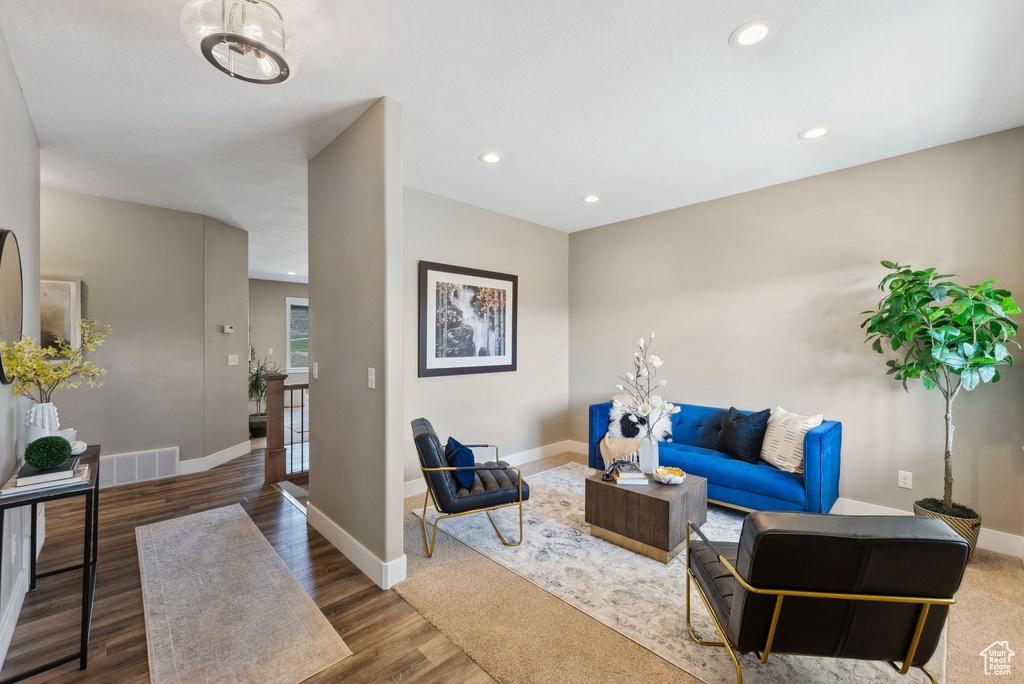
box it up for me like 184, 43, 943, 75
613, 333, 681, 440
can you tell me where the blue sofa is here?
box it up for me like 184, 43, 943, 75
588, 402, 841, 513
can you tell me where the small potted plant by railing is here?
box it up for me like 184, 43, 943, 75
862, 261, 1019, 559
248, 357, 281, 438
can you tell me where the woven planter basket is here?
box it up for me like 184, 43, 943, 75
913, 502, 981, 562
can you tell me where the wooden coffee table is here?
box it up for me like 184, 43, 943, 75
584, 471, 707, 563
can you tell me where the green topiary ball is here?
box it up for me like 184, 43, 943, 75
25, 436, 73, 470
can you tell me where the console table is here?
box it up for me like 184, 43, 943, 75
584, 470, 706, 563
0, 445, 100, 682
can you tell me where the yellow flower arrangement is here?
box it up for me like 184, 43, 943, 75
0, 319, 111, 404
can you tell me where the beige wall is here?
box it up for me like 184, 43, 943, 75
0, 25, 40, 659
40, 189, 248, 462
308, 97, 405, 571
569, 128, 1024, 536
248, 278, 308, 384
203, 217, 249, 455
402, 188, 570, 483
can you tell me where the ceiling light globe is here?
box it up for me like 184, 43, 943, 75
181, 0, 299, 84
479, 152, 502, 163
582, 195, 601, 203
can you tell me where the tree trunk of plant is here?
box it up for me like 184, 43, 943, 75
943, 394, 954, 511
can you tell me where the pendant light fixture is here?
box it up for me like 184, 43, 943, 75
181, 0, 298, 84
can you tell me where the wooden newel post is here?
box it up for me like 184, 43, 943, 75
265, 372, 288, 483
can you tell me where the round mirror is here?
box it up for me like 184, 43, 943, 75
0, 229, 24, 384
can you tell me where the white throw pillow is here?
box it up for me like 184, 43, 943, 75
760, 406, 823, 474
607, 394, 672, 442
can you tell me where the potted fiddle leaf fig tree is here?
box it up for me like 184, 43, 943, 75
861, 261, 1019, 560
248, 357, 281, 438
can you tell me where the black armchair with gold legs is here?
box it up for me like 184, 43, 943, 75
684, 512, 969, 684
411, 418, 529, 558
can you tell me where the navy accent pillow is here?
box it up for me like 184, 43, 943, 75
444, 437, 476, 488
716, 407, 771, 464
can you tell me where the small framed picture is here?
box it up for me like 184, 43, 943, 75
418, 261, 517, 377
40, 278, 82, 352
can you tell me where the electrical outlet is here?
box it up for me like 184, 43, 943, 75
227, 355, 239, 366
897, 470, 913, 489
368, 367, 376, 389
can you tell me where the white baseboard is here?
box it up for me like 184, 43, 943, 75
307, 502, 407, 590
402, 439, 589, 499
178, 441, 250, 475
833, 497, 1024, 560
0, 568, 28, 668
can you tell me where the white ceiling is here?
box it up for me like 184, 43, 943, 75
2, 1, 1024, 281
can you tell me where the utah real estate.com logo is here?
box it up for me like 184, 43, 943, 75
979, 641, 1015, 676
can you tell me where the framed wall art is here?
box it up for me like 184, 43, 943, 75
418, 261, 517, 377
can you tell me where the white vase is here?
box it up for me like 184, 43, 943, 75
638, 435, 659, 474
25, 402, 60, 445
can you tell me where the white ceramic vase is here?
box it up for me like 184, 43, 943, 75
25, 402, 60, 445
638, 435, 659, 474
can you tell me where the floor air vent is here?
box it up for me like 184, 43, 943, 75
99, 447, 179, 487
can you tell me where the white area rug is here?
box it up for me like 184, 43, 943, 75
415, 462, 946, 684
136, 504, 351, 684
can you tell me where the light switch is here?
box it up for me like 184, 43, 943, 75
368, 367, 376, 389
228, 355, 239, 366
313, 362, 318, 380
268, 348, 273, 355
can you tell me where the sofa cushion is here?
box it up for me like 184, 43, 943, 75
671, 404, 733, 450
445, 461, 530, 515
444, 437, 476, 488
660, 443, 806, 505
716, 407, 771, 464
761, 406, 823, 474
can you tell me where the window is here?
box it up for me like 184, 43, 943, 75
286, 297, 309, 372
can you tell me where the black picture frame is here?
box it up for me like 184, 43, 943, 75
418, 261, 518, 377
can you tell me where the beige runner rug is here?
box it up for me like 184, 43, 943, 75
136, 504, 351, 683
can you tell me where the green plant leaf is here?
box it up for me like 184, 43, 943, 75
960, 369, 980, 391
959, 342, 976, 358
1001, 297, 1022, 315
950, 299, 972, 316
880, 260, 898, 269
922, 375, 936, 390
928, 286, 947, 302
871, 338, 883, 354
978, 366, 997, 383
994, 343, 1009, 361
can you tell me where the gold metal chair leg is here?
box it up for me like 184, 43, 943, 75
421, 489, 447, 558
887, 662, 938, 684
484, 499, 524, 547
685, 566, 744, 684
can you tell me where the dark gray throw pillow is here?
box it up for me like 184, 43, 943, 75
716, 407, 771, 464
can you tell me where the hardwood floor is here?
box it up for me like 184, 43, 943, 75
0, 450, 491, 683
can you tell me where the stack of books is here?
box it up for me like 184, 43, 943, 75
612, 461, 649, 486
1, 458, 89, 497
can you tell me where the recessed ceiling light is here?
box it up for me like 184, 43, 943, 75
582, 195, 601, 203
287, 271, 296, 275
728, 19, 776, 48
479, 152, 502, 164
798, 126, 830, 140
